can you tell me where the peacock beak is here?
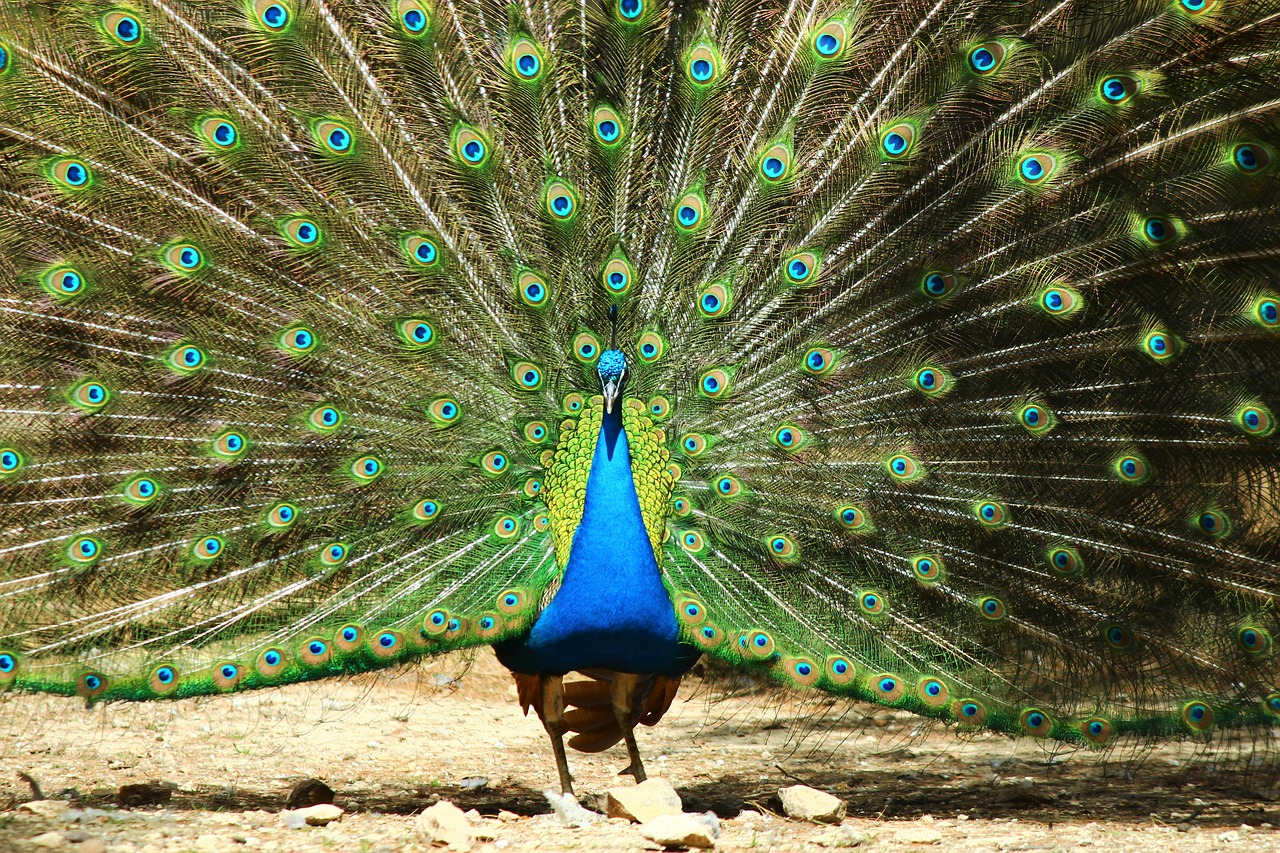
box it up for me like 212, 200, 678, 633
603, 379, 620, 413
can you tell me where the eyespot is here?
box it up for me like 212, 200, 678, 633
351, 455, 384, 482
68, 536, 102, 564
679, 434, 707, 457
149, 664, 179, 695
697, 281, 733, 318
1038, 286, 1081, 316
920, 270, 958, 300
1140, 216, 1177, 246
404, 235, 440, 268
693, 623, 724, 649
858, 590, 885, 615
593, 104, 626, 146
71, 380, 110, 412
497, 589, 528, 615
427, 397, 461, 427
1234, 404, 1275, 437
911, 365, 952, 396
371, 630, 405, 656
50, 158, 93, 190
509, 37, 543, 80
0, 651, 17, 683
803, 347, 836, 375
637, 332, 667, 363
163, 243, 204, 272
953, 699, 987, 726
698, 368, 731, 399
42, 266, 87, 300
1081, 717, 1114, 745
825, 656, 856, 685
454, 125, 490, 166
785, 657, 821, 687
193, 536, 224, 560
885, 453, 922, 482
1019, 708, 1052, 737
974, 500, 1008, 528
648, 395, 671, 419
966, 41, 1006, 75
307, 405, 344, 432
872, 674, 904, 702
313, 120, 354, 155
0, 44, 9, 76
674, 192, 707, 232
212, 430, 247, 459
412, 499, 441, 522
480, 450, 509, 476
811, 19, 847, 60
667, 461, 683, 482
917, 677, 950, 708
1196, 509, 1229, 537
600, 253, 635, 295
165, 343, 207, 375
1178, 0, 1218, 16
523, 477, 542, 498
123, 476, 160, 506
672, 496, 692, 516
685, 43, 721, 86
1104, 624, 1133, 650
78, 672, 109, 699
758, 142, 792, 182
572, 332, 601, 363
563, 392, 585, 413
767, 534, 797, 561
879, 122, 917, 159
254, 0, 292, 30
103, 11, 143, 45
615, 0, 643, 21
1141, 329, 1179, 361
423, 608, 452, 637
978, 596, 1006, 620
523, 421, 549, 444
770, 424, 807, 452
743, 630, 775, 659
1017, 152, 1058, 185
680, 530, 705, 552
783, 251, 820, 286
1182, 701, 1213, 731
266, 502, 298, 529
1048, 546, 1082, 574
1113, 454, 1149, 483
675, 595, 708, 626
198, 117, 239, 151
514, 270, 549, 307
333, 623, 365, 653
300, 638, 331, 666
511, 361, 543, 391
544, 179, 578, 221
0, 448, 24, 477
1099, 74, 1140, 104
320, 542, 347, 566
1232, 143, 1271, 173
711, 475, 743, 499
1017, 403, 1056, 434
1252, 297, 1278, 329
279, 325, 318, 354
1267, 692, 1280, 718
911, 554, 944, 583
397, 0, 429, 34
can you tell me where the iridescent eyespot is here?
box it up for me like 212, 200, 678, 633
1252, 297, 1278, 329
71, 380, 111, 412
1232, 143, 1271, 173
123, 476, 160, 506
1048, 546, 1082, 574
497, 589, 528, 614
198, 116, 239, 150
667, 462, 683, 482
306, 405, 343, 432
544, 179, 578, 221
974, 501, 1008, 528
743, 630, 774, 659
785, 657, 820, 687
320, 542, 347, 566
1020, 708, 1052, 737
672, 496, 692, 516
967, 41, 1006, 75
1141, 216, 1178, 245
1182, 701, 1213, 731
832, 505, 868, 532
163, 243, 204, 272
0, 448, 23, 477
648, 395, 671, 419
917, 677, 950, 708
563, 392, 585, 413
685, 43, 721, 86
372, 631, 404, 656
454, 125, 490, 166
165, 344, 207, 375
427, 397, 461, 426
404, 235, 440, 268
978, 596, 1006, 620
1017, 152, 1058, 185
698, 368, 731, 399
697, 281, 733, 318
212, 430, 247, 459
1195, 509, 1229, 537
1177, 0, 1218, 16
911, 365, 952, 396
616, 0, 642, 21
510, 38, 543, 80
872, 674, 904, 702
511, 361, 543, 390
680, 530, 705, 552
524, 421, 548, 443
351, 455, 383, 482
1038, 285, 1081, 316
300, 638, 331, 665
825, 656, 856, 685
573, 332, 601, 362
1266, 692, 1280, 717
150, 665, 179, 694
481, 450, 509, 475
1099, 74, 1140, 104
767, 534, 797, 561
507, 269, 548, 309
680, 433, 707, 456
522, 478, 542, 498
1113, 454, 1149, 483
282, 217, 322, 248
1105, 624, 1133, 650
279, 325, 317, 354
397, 0, 429, 34
50, 158, 92, 190
193, 536, 224, 560
42, 266, 87, 299
674, 192, 707, 231
784, 251, 820, 285
859, 590, 885, 614
715, 475, 741, 498
0, 44, 9, 76
637, 332, 667, 362
812, 19, 847, 59
954, 699, 987, 725
803, 347, 836, 375
313, 120, 354, 155
885, 453, 922, 481
600, 253, 635, 295
68, 536, 102, 563
254, 0, 291, 30
920, 270, 958, 300
1081, 717, 1113, 745
266, 502, 297, 529
1233, 404, 1275, 437
593, 105, 626, 146
879, 122, 916, 159
771, 424, 805, 451
758, 142, 792, 182
78, 672, 108, 698
1141, 330, 1178, 361
412, 499, 440, 522
912, 554, 943, 583
675, 595, 707, 625
493, 515, 520, 539
103, 11, 143, 45
1018, 403, 1056, 434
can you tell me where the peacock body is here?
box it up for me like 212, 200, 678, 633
1, 0, 1279, 794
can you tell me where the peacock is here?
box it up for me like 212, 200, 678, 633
1, 0, 1278, 799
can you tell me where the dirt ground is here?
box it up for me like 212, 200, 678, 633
2, 649, 1278, 852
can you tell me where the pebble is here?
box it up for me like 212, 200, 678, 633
415, 800, 474, 851
607, 778, 684, 823
639, 812, 719, 850
497, 810, 521, 822
896, 826, 944, 845
280, 804, 345, 828
19, 800, 71, 819
29, 831, 68, 850
814, 826, 874, 848
777, 785, 847, 824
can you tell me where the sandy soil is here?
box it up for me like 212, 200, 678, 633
2, 649, 1278, 851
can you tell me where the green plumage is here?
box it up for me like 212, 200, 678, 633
1, 0, 1279, 763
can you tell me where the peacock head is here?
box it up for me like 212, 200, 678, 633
597, 348, 628, 414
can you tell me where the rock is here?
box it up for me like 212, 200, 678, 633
607, 778, 684, 823
416, 800, 474, 851
117, 783, 172, 808
815, 826, 874, 848
777, 785, 846, 825
299, 804, 345, 826
286, 779, 335, 809
18, 800, 71, 819
29, 832, 68, 849
639, 813, 719, 849
896, 827, 944, 845
497, 810, 521, 822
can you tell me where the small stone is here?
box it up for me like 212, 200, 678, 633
29, 832, 68, 849
814, 826, 874, 848
285, 779, 335, 809
497, 811, 521, 822
19, 801, 71, 819
298, 804, 344, 826
416, 800, 474, 851
896, 827, 944, 845
777, 785, 847, 825
639, 813, 719, 850
607, 778, 684, 823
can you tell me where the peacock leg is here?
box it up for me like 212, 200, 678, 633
610, 672, 647, 782
539, 674, 575, 795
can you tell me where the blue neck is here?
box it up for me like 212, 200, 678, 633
494, 405, 697, 676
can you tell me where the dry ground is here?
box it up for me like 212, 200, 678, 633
2, 650, 1278, 851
